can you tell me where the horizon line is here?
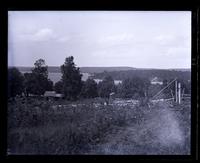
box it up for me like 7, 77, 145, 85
8, 65, 191, 70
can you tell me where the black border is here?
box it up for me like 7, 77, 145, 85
0, 0, 199, 161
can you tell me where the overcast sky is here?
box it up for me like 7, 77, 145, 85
8, 11, 191, 68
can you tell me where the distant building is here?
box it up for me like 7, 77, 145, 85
109, 92, 115, 103
94, 79, 122, 85
114, 80, 122, 85
44, 91, 64, 99
150, 77, 163, 85
109, 92, 115, 98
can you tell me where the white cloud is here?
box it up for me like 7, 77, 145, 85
33, 28, 55, 41
57, 37, 70, 43
8, 11, 191, 68
19, 28, 57, 42
155, 35, 174, 43
98, 33, 134, 44
154, 34, 188, 47
165, 47, 190, 56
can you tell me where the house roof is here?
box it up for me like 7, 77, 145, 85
44, 91, 64, 97
110, 92, 115, 96
44, 91, 56, 97
55, 94, 64, 97
151, 77, 162, 82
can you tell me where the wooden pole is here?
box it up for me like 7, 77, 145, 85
170, 89, 174, 100
175, 80, 178, 102
182, 88, 185, 98
178, 82, 181, 104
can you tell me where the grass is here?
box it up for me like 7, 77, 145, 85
7, 97, 191, 155
8, 97, 136, 154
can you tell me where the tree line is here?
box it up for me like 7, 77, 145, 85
93, 68, 191, 94
9, 56, 190, 101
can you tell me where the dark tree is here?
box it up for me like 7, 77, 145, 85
98, 75, 115, 98
24, 73, 36, 96
54, 81, 63, 94
46, 80, 54, 91
61, 56, 82, 100
163, 79, 168, 87
32, 59, 48, 78
81, 78, 98, 98
121, 77, 150, 99
8, 67, 24, 98
24, 59, 53, 96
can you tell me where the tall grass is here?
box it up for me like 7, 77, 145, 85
7, 97, 141, 154
7, 97, 190, 155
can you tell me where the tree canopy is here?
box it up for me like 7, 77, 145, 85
81, 78, 98, 98
120, 77, 150, 99
24, 59, 53, 96
32, 59, 48, 78
54, 81, 63, 94
98, 75, 115, 98
61, 56, 82, 100
8, 67, 24, 98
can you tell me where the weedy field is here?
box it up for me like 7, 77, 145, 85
7, 97, 190, 155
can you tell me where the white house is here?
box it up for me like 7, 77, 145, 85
150, 77, 163, 85
44, 91, 64, 99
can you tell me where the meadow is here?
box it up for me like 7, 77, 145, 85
7, 97, 190, 155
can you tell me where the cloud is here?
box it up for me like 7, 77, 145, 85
154, 34, 189, 47
98, 33, 134, 44
56, 37, 70, 43
19, 28, 57, 42
165, 47, 189, 56
33, 28, 55, 41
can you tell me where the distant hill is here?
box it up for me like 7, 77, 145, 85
14, 66, 191, 74
15, 66, 32, 72
15, 66, 137, 73
80, 67, 136, 73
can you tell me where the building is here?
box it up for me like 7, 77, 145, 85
150, 77, 163, 85
44, 91, 64, 99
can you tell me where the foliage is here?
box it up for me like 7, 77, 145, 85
94, 69, 190, 98
148, 84, 163, 98
7, 98, 190, 154
8, 67, 24, 98
93, 69, 191, 82
61, 56, 82, 100
80, 78, 98, 98
32, 59, 48, 78
54, 81, 63, 94
7, 98, 137, 154
120, 77, 150, 99
24, 59, 53, 96
98, 75, 115, 98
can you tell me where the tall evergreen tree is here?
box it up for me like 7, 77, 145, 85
61, 56, 82, 100
24, 59, 53, 96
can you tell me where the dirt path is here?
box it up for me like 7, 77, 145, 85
92, 103, 189, 155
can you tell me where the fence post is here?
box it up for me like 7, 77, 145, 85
175, 80, 178, 102
178, 82, 181, 104
170, 89, 174, 100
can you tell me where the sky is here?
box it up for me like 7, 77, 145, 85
8, 11, 191, 69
